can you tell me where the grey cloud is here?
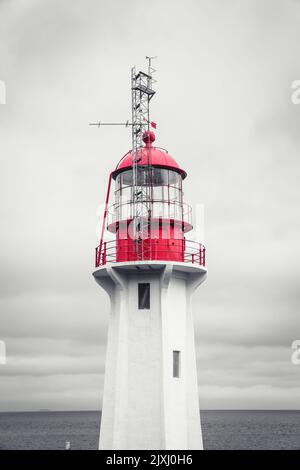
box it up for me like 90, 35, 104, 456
0, 0, 300, 411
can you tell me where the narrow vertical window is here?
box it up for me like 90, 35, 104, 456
173, 350, 181, 378
138, 283, 150, 309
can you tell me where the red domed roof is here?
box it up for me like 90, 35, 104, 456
112, 131, 187, 179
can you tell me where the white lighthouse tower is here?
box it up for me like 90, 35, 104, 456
92, 61, 207, 450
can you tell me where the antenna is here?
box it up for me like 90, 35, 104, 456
89, 57, 157, 134
146, 55, 157, 89
90, 57, 157, 259
131, 58, 156, 259
89, 121, 133, 127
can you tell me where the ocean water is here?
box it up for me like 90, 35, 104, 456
0, 410, 299, 450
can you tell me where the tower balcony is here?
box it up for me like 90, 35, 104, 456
95, 238, 206, 268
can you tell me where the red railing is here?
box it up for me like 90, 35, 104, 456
95, 239, 206, 268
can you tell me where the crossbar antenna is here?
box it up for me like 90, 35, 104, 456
89, 121, 133, 127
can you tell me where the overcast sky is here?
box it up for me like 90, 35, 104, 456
0, 0, 300, 411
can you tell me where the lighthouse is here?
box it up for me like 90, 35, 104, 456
92, 61, 207, 450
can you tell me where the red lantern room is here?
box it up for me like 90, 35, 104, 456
95, 130, 205, 267
93, 61, 205, 268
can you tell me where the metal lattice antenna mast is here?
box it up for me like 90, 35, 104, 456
89, 58, 157, 260
131, 58, 156, 259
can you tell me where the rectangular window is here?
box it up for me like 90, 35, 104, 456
138, 283, 150, 310
173, 350, 181, 378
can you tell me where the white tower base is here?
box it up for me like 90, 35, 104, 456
93, 261, 207, 450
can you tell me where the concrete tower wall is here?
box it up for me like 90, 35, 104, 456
94, 261, 206, 450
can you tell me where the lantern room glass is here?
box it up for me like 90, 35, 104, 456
114, 168, 184, 223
